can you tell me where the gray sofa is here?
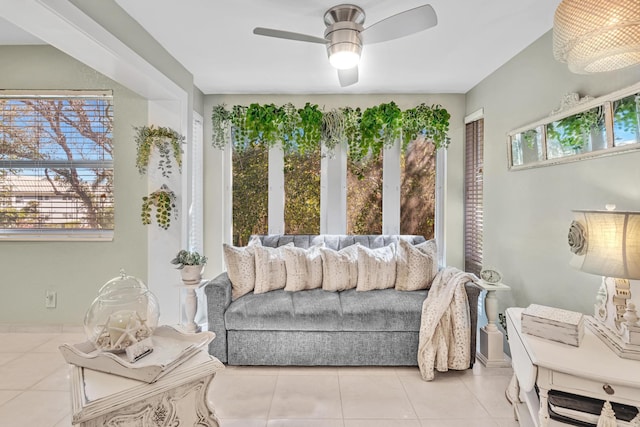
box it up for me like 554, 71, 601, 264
203, 234, 481, 366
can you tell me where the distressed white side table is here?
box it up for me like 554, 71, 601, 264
70, 349, 224, 426
477, 280, 511, 367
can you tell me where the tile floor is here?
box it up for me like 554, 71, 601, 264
0, 330, 519, 427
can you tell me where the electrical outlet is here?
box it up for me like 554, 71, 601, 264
45, 290, 57, 308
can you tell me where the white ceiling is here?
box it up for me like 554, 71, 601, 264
1, 1, 563, 95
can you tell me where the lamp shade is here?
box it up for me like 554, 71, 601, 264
569, 210, 640, 279
553, 0, 640, 73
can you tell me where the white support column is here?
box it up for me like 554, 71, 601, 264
147, 100, 186, 327
382, 139, 401, 235
435, 148, 446, 267
321, 143, 347, 234
268, 146, 285, 234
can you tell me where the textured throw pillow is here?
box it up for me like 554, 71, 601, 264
319, 244, 359, 292
253, 243, 293, 294
395, 239, 438, 291
356, 244, 397, 291
223, 236, 261, 300
282, 244, 324, 292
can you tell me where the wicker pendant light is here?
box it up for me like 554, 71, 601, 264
553, 0, 640, 74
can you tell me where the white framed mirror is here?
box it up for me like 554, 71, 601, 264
507, 82, 640, 170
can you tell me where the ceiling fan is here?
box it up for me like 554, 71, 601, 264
253, 3, 438, 87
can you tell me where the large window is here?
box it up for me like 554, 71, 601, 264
0, 90, 113, 240
231, 141, 268, 246
401, 138, 436, 238
347, 153, 383, 234
284, 147, 321, 235
215, 102, 449, 242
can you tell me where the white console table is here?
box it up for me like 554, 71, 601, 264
70, 349, 224, 426
477, 280, 511, 367
506, 307, 640, 426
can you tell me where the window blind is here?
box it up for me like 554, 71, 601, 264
464, 119, 484, 276
0, 91, 113, 239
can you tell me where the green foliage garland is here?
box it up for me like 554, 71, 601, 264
211, 104, 230, 149
210, 102, 452, 161
245, 103, 282, 147
401, 103, 451, 151
141, 185, 177, 230
297, 103, 322, 155
321, 109, 345, 155
135, 125, 184, 178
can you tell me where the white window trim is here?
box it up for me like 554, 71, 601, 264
188, 112, 204, 252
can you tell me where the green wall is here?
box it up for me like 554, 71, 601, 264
466, 30, 640, 315
0, 45, 148, 326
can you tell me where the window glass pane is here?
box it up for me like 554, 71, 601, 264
0, 95, 113, 233
400, 138, 436, 238
232, 142, 268, 246
0, 168, 113, 229
284, 147, 320, 234
613, 93, 640, 147
546, 106, 606, 159
347, 153, 382, 234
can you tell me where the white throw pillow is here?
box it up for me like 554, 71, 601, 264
253, 243, 293, 294
395, 239, 438, 291
282, 244, 324, 292
319, 244, 359, 292
223, 236, 261, 300
356, 244, 397, 291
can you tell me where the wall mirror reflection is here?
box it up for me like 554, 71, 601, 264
507, 83, 640, 170
613, 93, 640, 147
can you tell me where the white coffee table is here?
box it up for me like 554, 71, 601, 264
70, 349, 224, 426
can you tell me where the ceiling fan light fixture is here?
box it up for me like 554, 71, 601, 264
553, 0, 640, 73
328, 46, 361, 69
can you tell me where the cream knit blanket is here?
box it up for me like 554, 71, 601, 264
418, 267, 477, 381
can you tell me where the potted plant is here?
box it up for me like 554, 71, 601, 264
171, 250, 208, 284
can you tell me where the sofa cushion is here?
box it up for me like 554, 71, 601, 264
225, 287, 428, 333
339, 288, 427, 332
319, 244, 359, 292
254, 243, 292, 294
223, 236, 261, 300
282, 244, 324, 292
395, 239, 438, 291
225, 289, 343, 331
356, 244, 396, 291
257, 234, 427, 251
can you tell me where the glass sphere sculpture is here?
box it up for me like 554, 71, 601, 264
84, 271, 160, 353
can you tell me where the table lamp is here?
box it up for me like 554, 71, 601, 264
568, 208, 640, 359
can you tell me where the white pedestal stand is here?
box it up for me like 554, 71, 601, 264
179, 280, 205, 333
477, 281, 511, 368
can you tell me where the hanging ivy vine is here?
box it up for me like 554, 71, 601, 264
135, 125, 184, 178
211, 104, 230, 149
141, 184, 177, 230
210, 101, 451, 161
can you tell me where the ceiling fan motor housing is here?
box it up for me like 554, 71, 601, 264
324, 4, 365, 69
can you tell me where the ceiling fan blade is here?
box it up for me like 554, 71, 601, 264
253, 27, 328, 44
362, 4, 437, 45
338, 67, 358, 87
